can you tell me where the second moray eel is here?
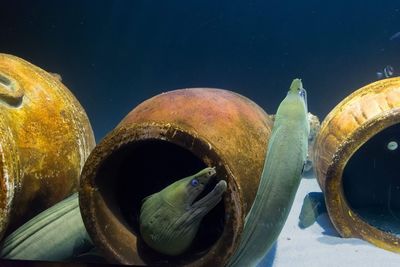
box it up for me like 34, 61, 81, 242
228, 78, 310, 266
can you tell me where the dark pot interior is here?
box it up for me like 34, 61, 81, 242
343, 123, 400, 237
93, 139, 226, 264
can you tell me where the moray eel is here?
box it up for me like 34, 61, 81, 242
228, 78, 310, 267
139, 167, 227, 256
0, 193, 94, 261
269, 112, 320, 174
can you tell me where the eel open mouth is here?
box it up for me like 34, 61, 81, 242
186, 167, 227, 219
192, 180, 227, 210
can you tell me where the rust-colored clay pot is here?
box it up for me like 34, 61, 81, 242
79, 88, 273, 266
0, 54, 95, 238
314, 77, 400, 252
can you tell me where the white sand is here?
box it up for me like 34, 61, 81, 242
258, 176, 400, 267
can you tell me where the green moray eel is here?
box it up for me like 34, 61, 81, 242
139, 167, 227, 256
228, 78, 310, 267
0, 192, 94, 261
269, 112, 320, 174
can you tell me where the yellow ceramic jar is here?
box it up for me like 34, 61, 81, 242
0, 54, 95, 239
314, 77, 400, 252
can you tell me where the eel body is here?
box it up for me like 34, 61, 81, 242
139, 167, 227, 256
228, 78, 310, 266
0, 192, 93, 261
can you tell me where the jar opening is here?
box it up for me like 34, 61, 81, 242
343, 123, 400, 237
93, 136, 228, 264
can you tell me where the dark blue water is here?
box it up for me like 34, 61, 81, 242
1, 0, 400, 140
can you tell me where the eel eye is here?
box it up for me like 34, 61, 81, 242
191, 179, 199, 187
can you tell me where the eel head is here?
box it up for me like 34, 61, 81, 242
163, 167, 227, 223
139, 167, 227, 256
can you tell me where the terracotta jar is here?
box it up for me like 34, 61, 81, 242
79, 88, 273, 266
0, 54, 95, 239
314, 77, 400, 252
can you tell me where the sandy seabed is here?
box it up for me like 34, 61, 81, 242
258, 175, 400, 267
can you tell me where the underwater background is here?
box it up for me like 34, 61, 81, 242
1, 0, 400, 140
1, 1, 400, 266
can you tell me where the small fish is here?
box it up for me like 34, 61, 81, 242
376, 65, 394, 79
389, 32, 400, 41
298, 192, 327, 229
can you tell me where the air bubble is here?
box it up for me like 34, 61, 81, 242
387, 141, 398, 151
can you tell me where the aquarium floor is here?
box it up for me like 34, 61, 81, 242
258, 175, 400, 267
